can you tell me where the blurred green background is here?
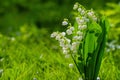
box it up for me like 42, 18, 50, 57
0, 0, 120, 80
0, 0, 119, 33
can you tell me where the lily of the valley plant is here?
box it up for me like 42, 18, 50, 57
51, 2, 109, 80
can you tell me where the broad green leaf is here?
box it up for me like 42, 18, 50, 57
93, 17, 110, 80
84, 21, 102, 63
88, 21, 102, 34
83, 21, 102, 80
84, 32, 97, 64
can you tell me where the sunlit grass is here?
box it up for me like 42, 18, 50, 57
0, 26, 120, 80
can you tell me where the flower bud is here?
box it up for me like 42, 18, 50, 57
81, 10, 85, 15
78, 8, 82, 12
69, 63, 74, 68
77, 31, 83, 36
73, 3, 78, 10
63, 49, 68, 54
97, 77, 100, 80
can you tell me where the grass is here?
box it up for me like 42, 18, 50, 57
0, 25, 120, 80
0, 28, 79, 80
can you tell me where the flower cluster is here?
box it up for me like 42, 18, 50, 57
51, 3, 98, 67
73, 2, 98, 22
51, 23, 84, 58
51, 31, 71, 55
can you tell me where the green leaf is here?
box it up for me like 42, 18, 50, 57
88, 21, 102, 34
93, 16, 110, 80
83, 21, 102, 80
84, 21, 102, 63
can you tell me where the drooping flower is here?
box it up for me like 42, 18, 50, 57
62, 20, 68, 26
78, 8, 82, 12
61, 32, 66, 37
51, 32, 58, 38
70, 27, 74, 31
77, 31, 83, 36
81, 10, 85, 15
66, 29, 73, 35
